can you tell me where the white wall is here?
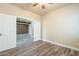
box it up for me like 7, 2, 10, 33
0, 3, 41, 42
42, 4, 79, 48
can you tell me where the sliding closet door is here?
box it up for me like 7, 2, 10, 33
0, 14, 16, 52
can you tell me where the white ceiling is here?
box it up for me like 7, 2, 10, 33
11, 3, 71, 15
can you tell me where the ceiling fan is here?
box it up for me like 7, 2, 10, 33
33, 3, 53, 9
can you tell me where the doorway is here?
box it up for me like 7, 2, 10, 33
16, 17, 34, 46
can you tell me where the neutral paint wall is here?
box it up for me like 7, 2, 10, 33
0, 4, 41, 20
0, 3, 41, 41
42, 4, 79, 48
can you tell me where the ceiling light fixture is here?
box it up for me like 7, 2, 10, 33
33, 3, 53, 9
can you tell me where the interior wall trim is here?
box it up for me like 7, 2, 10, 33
43, 39, 79, 52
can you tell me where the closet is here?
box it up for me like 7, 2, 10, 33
0, 14, 16, 52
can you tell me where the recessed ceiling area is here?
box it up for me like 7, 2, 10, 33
11, 3, 71, 16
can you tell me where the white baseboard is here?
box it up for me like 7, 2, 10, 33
43, 39, 79, 51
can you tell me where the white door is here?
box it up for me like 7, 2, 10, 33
0, 14, 16, 52
33, 20, 41, 41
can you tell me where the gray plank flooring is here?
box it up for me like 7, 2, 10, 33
0, 40, 79, 56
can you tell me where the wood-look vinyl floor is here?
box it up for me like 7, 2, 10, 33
0, 40, 79, 56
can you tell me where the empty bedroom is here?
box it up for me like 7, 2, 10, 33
0, 3, 79, 56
